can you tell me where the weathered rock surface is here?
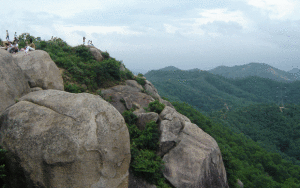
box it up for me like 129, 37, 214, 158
12, 50, 64, 90
237, 179, 244, 188
89, 47, 104, 62
0, 90, 131, 188
133, 112, 159, 131
128, 170, 157, 188
102, 80, 155, 114
159, 107, 229, 188
144, 80, 161, 100
0, 49, 30, 115
30, 87, 43, 92
144, 80, 174, 109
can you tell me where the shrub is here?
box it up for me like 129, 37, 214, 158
40, 41, 47, 50
0, 146, 7, 187
131, 149, 163, 184
101, 51, 110, 59
75, 45, 93, 61
124, 69, 134, 80
64, 83, 85, 93
122, 110, 138, 125
136, 77, 146, 86
148, 100, 165, 114
121, 110, 170, 187
135, 121, 160, 151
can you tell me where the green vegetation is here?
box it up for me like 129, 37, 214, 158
208, 62, 300, 82
173, 101, 300, 188
147, 100, 166, 114
122, 101, 170, 188
135, 73, 146, 86
210, 103, 300, 166
17, 35, 134, 93
0, 147, 7, 187
145, 69, 300, 113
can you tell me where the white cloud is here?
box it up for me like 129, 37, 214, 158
163, 8, 249, 38
247, 0, 298, 20
164, 24, 179, 34
52, 25, 144, 46
196, 9, 249, 28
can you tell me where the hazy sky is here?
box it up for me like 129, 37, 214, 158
2, 0, 300, 73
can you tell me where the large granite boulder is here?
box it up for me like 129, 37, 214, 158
159, 107, 229, 188
0, 49, 30, 115
0, 90, 130, 188
102, 80, 155, 114
12, 50, 64, 90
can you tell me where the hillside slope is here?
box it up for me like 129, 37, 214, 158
208, 62, 300, 82
145, 67, 300, 113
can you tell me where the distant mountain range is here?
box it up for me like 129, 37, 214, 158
144, 62, 300, 113
207, 63, 300, 82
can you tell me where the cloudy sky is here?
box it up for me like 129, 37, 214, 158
2, 0, 300, 73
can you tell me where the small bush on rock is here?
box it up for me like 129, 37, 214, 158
148, 100, 165, 114
121, 110, 171, 188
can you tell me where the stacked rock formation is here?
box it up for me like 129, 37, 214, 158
0, 47, 229, 188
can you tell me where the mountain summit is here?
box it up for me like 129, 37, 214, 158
208, 62, 300, 82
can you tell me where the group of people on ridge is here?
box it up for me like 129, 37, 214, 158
3, 30, 35, 54
83, 37, 94, 46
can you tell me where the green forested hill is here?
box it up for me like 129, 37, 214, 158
208, 62, 300, 82
145, 66, 300, 187
145, 68, 300, 114
173, 101, 300, 188
210, 103, 300, 165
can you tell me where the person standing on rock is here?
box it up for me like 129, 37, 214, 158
83, 37, 86, 45
14, 32, 17, 42
6, 30, 9, 41
90, 40, 94, 46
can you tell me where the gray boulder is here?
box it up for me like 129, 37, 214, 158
144, 80, 161, 100
30, 87, 43, 92
0, 90, 130, 188
133, 112, 159, 131
159, 107, 229, 188
102, 80, 155, 114
0, 49, 30, 115
88, 47, 104, 62
12, 50, 64, 90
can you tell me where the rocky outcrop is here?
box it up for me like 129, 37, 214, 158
12, 50, 64, 90
0, 49, 30, 115
128, 170, 157, 188
237, 179, 244, 188
88, 46, 104, 62
144, 80, 174, 109
133, 112, 159, 131
0, 90, 131, 188
102, 80, 155, 114
144, 80, 161, 100
159, 107, 229, 188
